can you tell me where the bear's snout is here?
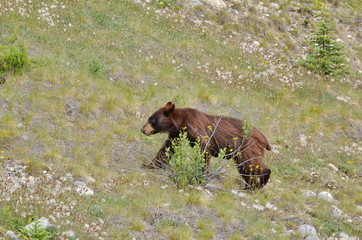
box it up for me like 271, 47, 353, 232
141, 123, 155, 136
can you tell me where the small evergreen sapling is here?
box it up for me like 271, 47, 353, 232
301, 20, 348, 76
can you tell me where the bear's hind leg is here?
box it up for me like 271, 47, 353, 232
235, 157, 270, 190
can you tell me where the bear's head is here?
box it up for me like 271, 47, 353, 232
141, 102, 176, 136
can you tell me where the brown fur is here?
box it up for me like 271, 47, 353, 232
142, 102, 272, 189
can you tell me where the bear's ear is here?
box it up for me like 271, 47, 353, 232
164, 101, 175, 115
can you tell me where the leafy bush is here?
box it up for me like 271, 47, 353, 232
0, 42, 31, 77
166, 132, 206, 188
166, 132, 227, 189
300, 19, 348, 76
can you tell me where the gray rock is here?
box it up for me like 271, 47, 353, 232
327, 163, 339, 172
25, 217, 52, 231
74, 181, 94, 195
317, 191, 334, 202
265, 202, 278, 211
302, 190, 316, 197
205, 182, 217, 189
331, 205, 344, 218
252, 204, 264, 211
62, 230, 76, 238
305, 236, 320, 240
4, 231, 18, 240
339, 232, 358, 240
297, 224, 317, 237
328, 232, 359, 240
201, 0, 226, 9
190, 0, 203, 7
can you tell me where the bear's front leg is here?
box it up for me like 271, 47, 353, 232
143, 139, 173, 169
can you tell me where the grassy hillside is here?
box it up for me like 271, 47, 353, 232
0, 0, 361, 239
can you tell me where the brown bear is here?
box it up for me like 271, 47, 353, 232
141, 102, 272, 189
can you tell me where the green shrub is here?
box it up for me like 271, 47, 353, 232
300, 19, 348, 76
0, 42, 31, 77
88, 56, 105, 76
166, 132, 206, 188
166, 132, 227, 189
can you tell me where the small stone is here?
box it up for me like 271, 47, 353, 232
205, 182, 216, 189
5, 231, 18, 240
327, 163, 339, 172
265, 202, 278, 211
331, 205, 343, 218
201, 0, 227, 9
252, 204, 264, 211
190, 0, 203, 7
302, 190, 316, 197
338, 232, 358, 240
297, 224, 317, 237
62, 230, 75, 237
305, 236, 320, 240
345, 218, 353, 224
237, 192, 248, 198
317, 191, 334, 202
25, 217, 52, 231
74, 181, 94, 195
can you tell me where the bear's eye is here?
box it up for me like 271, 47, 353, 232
149, 117, 157, 125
